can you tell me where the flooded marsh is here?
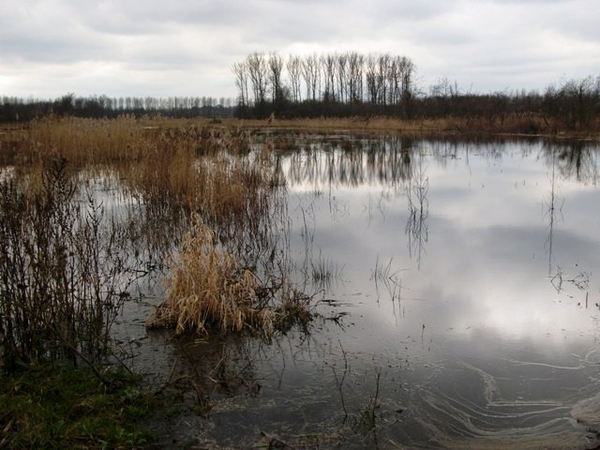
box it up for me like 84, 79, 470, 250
200, 135, 600, 449
2, 120, 600, 449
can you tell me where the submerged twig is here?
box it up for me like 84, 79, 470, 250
332, 340, 349, 422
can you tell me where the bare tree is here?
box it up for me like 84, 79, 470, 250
395, 56, 415, 116
302, 54, 320, 101
555, 76, 600, 129
322, 53, 337, 102
429, 76, 461, 116
365, 53, 379, 105
337, 53, 348, 104
378, 53, 391, 106
232, 61, 249, 107
287, 55, 303, 102
268, 52, 285, 104
347, 52, 364, 103
246, 52, 268, 106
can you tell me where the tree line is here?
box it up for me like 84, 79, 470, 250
2, 53, 599, 132
232, 51, 416, 118
233, 51, 600, 131
422, 75, 600, 131
0, 94, 236, 123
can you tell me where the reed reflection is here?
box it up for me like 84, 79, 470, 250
547, 140, 600, 185
282, 135, 415, 190
405, 151, 429, 268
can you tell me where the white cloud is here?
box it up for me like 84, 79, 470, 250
0, 0, 598, 99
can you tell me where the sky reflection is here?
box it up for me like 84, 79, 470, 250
282, 136, 600, 372
184, 136, 600, 449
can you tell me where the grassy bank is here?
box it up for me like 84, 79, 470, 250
2, 114, 598, 146
0, 365, 155, 449
125, 114, 600, 140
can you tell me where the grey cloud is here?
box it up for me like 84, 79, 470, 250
1, 0, 599, 98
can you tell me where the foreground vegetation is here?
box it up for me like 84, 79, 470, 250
147, 216, 311, 338
0, 115, 314, 447
0, 365, 154, 449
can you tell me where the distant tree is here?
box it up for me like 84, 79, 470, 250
337, 53, 348, 104
398, 56, 415, 117
365, 54, 379, 105
377, 53, 391, 106
55, 93, 75, 116
302, 54, 320, 101
430, 76, 460, 116
347, 52, 364, 103
322, 54, 337, 103
543, 76, 600, 130
232, 61, 249, 108
246, 52, 268, 107
268, 52, 285, 105
286, 55, 303, 103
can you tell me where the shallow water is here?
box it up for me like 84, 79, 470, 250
118, 135, 600, 448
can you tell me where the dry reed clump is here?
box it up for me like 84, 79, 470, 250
147, 216, 311, 338
197, 156, 272, 223
121, 126, 275, 237
23, 115, 145, 168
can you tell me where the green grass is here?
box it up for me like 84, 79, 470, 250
0, 364, 156, 449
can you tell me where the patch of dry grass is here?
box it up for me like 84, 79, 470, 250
147, 215, 311, 338
147, 216, 263, 335
23, 115, 145, 167
118, 125, 274, 237
4, 116, 272, 229
199, 114, 599, 139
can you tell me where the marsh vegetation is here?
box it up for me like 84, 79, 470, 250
2, 117, 600, 448
0, 116, 310, 446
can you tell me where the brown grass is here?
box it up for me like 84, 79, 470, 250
116, 124, 275, 238
0, 115, 313, 358
147, 216, 264, 335
134, 114, 599, 140
0, 116, 274, 229
146, 215, 311, 338
25, 115, 144, 166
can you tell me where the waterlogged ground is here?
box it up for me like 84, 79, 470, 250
115, 135, 600, 449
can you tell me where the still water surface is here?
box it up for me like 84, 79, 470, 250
261, 137, 598, 448
132, 136, 600, 449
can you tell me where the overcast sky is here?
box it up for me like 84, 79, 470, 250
1, 0, 599, 100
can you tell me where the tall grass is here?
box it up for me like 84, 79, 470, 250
10, 116, 277, 234
22, 115, 144, 167
117, 122, 275, 238
147, 215, 312, 339
0, 158, 133, 372
0, 116, 312, 372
